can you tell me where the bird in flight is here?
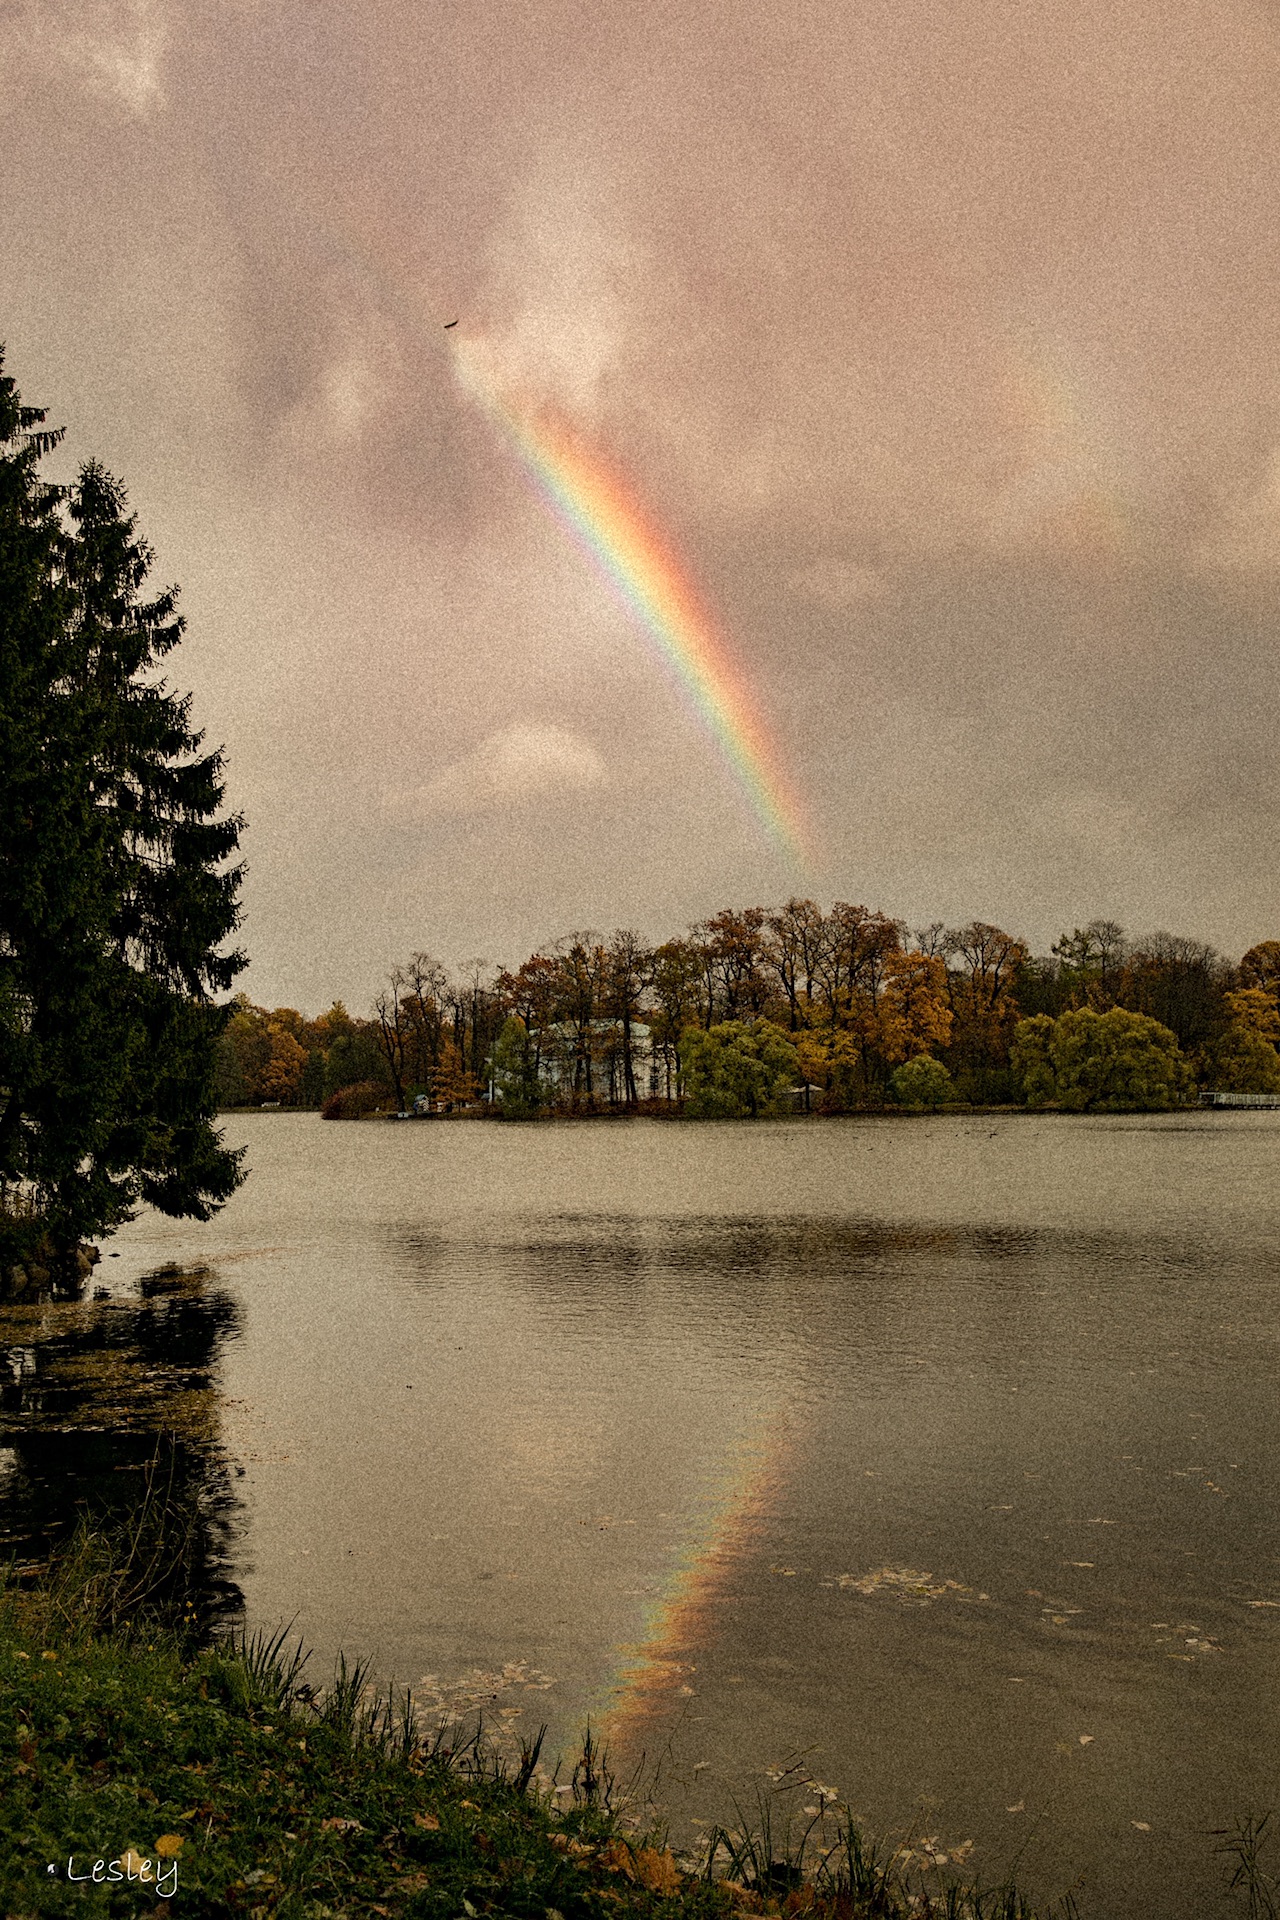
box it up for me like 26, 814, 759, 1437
443, 320, 459, 329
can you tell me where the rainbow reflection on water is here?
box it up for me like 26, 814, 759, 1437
598, 1408, 788, 1749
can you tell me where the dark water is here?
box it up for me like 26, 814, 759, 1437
0, 1267, 244, 1628
38, 1111, 1280, 1914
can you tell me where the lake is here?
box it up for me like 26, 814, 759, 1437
17, 1110, 1280, 1915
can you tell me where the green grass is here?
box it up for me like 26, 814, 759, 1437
0, 1525, 1081, 1919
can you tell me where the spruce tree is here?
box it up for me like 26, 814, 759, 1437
0, 353, 245, 1272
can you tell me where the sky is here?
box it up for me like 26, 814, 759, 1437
5, 0, 1280, 1009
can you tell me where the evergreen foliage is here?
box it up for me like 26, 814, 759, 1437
0, 355, 244, 1264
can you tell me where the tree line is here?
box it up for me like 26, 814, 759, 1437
214, 910, 1280, 1119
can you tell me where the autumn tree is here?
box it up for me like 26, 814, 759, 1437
447, 960, 502, 1088
765, 898, 827, 1031
1200, 985, 1280, 1093
397, 951, 449, 1089
648, 939, 707, 1098
1238, 941, 1280, 1008
1051, 919, 1129, 1006
429, 1037, 480, 1110
495, 953, 560, 1088
878, 950, 953, 1064
552, 933, 608, 1107
812, 904, 902, 1032
942, 921, 1029, 1096
604, 929, 652, 1107
1117, 933, 1226, 1055
372, 975, 411, 1114
694, 908, 781, 1024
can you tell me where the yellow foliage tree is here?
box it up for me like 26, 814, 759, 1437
429, 1039, 480, 1110
261, 1023, 307, 1103
1223, 987, 1280, 1044
878, 951, 953, 1063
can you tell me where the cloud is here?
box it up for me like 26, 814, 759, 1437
462, 139, 645, 419
25, 0, 167, 115
384, 724, 607, 821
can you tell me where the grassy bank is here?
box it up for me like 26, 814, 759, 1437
0, 1533, 1072, 1920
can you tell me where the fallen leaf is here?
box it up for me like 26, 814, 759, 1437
1006, 1802, 1025, 1813
413, 1812, 440, 1831
634, 1848, 682, 1894
119, 1851, 153, 1882
1132, 1822, 1151, 1832
320, 1816, 363, 1834
154, 1836, 184, 1858
1078, 1735, 1094, 1746
599, 1840, 636, 1879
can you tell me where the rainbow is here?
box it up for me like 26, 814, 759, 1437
595, 1409, 786, 1750
453, 341, 812, 867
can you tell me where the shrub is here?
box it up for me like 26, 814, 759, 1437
320, 1080, 389, 1120
890, 1056, 954, 1110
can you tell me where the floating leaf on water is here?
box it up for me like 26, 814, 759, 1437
836, 1566, 977, 1604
